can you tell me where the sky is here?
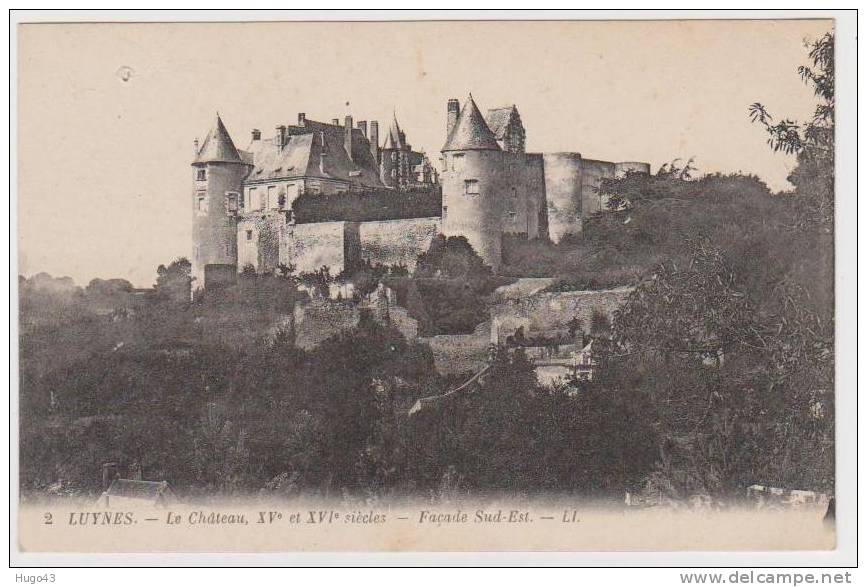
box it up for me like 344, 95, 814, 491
18, 19, 832, 287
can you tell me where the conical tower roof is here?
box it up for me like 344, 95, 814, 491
442, 95, 501, 152
382, 128, 398, 150
388, 113, 404, 149
194, 114, 243, 164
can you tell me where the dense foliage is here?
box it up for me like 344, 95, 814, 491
292, 186, 441, 223
19, 32, 834, 503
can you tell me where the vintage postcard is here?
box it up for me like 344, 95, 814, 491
11, 12, 855, 564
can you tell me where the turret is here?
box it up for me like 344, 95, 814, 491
440, 94, 505, 270
191, 114, 250, 288
379, 113, 406, 188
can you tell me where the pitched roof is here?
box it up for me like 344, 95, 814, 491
442, 95, 501, 152
485, 106, 519, 140
194, 114, 244, 164
244, 119, 383, 188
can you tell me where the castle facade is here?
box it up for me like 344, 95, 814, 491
191, 95, 648, 286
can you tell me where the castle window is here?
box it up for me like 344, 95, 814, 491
464, 179, 479, 196
246, 230, 253, 241
452, 153, 465, 172
249, 187, 259, 209
196, 191, 207, 215
391, 152, 398, 162
391, 169, 397, 179
196, 168, 206, 181
225, 192, 239, 213
442, 206, 448, 219
267, 185, 277, 209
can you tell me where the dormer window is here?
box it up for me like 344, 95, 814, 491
196, 169, 206, 181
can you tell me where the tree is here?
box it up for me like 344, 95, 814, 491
298, 266, 332, 299
601, 236, 833, 498
155, 257, 192, 302
415, 235, 492, 279
750, 32, 834, 232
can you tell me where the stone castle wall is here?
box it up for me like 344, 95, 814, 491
284, 221, 355, 275
579, 159, 617, 217
358, 217, 441, 271
293, 299, 360, 349
490, 285, 634, 343
542, 152, 584, 243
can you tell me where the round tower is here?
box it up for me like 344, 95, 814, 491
440, 95, 505, 270
191, 114, 250, 287
542, 152, 584, 243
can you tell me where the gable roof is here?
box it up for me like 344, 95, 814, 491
442, 95, 501, 152
194, 114, 244, 164
485, 106, 519, 140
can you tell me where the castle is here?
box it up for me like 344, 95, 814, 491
191, 95, 649, 286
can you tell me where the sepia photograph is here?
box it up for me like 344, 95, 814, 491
9, 10, 858, 567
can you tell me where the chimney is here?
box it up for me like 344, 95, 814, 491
102, 462, 119, 491
193, 138, 199, 157
344, 115, 354, 161
332, 118, 340, 126
369, 120, 380, 162
251, 129, 261, 141
319, 131, 328, 174
357, 120, 368, 138
298, 112, 306, 126
275, 125, 286, 150
447, 98, 460, 137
